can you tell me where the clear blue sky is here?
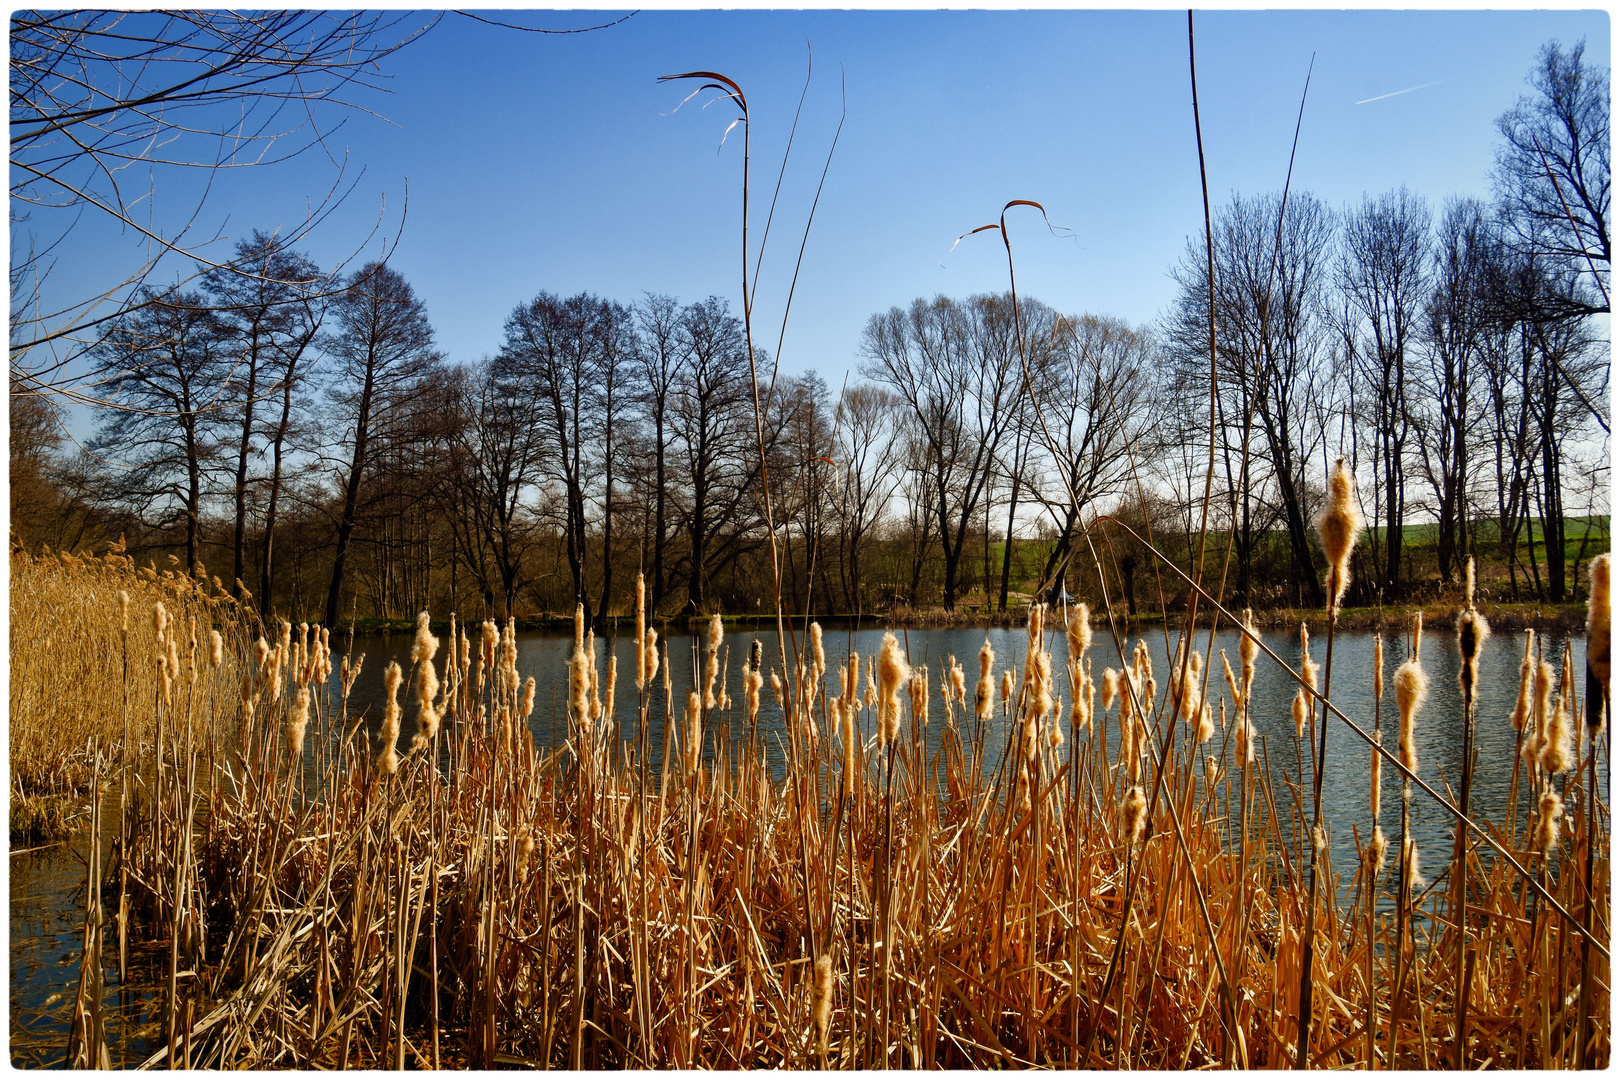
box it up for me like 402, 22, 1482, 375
25, 8, 1612, 394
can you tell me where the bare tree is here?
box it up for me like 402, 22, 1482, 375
203, 232, 327, 602
832, 384, 902, 614
633, 293, 687, 614
89, 292, 230, 569
1340, 187, 1430, 600
323, 263, 443, 628
1031, 313, 1157, 601
9, 11, 437, 398
671, 296, 766, 615
1414, 198, 1497, 582
862, 294, 1024, 611
1494, 38, 1610, 317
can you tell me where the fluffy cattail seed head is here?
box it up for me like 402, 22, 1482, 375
685, 688, 703, 774
1315, 457, 1362, 614
1394, 658, 1428, 773
1510, 630, 1536, 731
1369, 825, 1389, 874
286, 685, 310, 759
877, 631, 910, 744
1535, 787, 1564, 856
209, 630, 223, 667
1588, 553, 1610, 728
1066, 603, 1092, 660
644, 627, 660, 686
1121, 786, 1148, 845
634, 572, 647, 689
811, 954, 833, 1053
410, 611, 438, 666
1540, 647, 1575, 775
1000, 669, 1014, 704
975, 640, 995, 722
520, 676, 537, 719
119, 591, 130, 633
379, 661, 403, 774
1101, 667, 1120, 712
1373, 633, 1384, 702
1402, 837, 1424, 888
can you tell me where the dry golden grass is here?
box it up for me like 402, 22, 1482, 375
15, 551, 1608, 1069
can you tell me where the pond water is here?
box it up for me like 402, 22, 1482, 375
11, 619, 1603, 1065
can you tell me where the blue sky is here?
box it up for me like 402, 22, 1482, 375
20, 8, 1611, 397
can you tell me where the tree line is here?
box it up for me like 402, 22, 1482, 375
11, 39, 1608, 622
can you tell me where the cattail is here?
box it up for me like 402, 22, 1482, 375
864, 659, 878, 711
772, 670, 787, 711
166, 635, 181, 691
1118, 671, 1138, 766
1456, 558, 1491, 707
603, 654, 616, 724
502, 616, 519, 694
1510, 631, 1536, 730
1588, 553, 1610, 727
1312, 824, 1326, 854
1373, 633, 1384, 702
975, 640, 995, 721
1000, 669, 1014, 705
1292, 689, 1310, 739
1368, 825, 1389, 874
1535, 787, 1564, 856
744, 640, 764, 724
153, 601, 169, 640
844, 651, 860, 708
1525, 658, 1555, 770
811, 953, 833, 1054
1121, 785, 1148, 845
379, 661, 403, 773
634, 572, 647, 689
1195, 702, 1213, 744
1067, 602, 1092, 660
1049, 700, 1065, 747
704, 614, 723, 710
1219, 650, 1240, 713
587, 630, 602, 722
119, 591, 130, 634
573, 603, 585, 653
1240, 608, 1259, 701
1235, 714, 1256, 765
1299, 622, 1318, 697
877, 631, 910, 745
209, 630, 223, 668
1370, 729, 1383, 821
685, 689, 703, 775
1179, 649, 1203, 722
1204, 755, 1219, 793
1402, 837, 1424, 888
948, 657, 966, 708
644, 627, 660, 686
1394, 654, 1428, 774
1101, 667, 1120, 712
909, 665, 929, 728
286, 685, 310, 759
1315, 457, 1362, 614
843, 695, 858, 796
810, 621, 825, 680
1029, 647, 1053, 726
1540, 647, 1575, 775
569, 639, 591, 724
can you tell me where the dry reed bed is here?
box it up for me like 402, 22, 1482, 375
16, 551, 1611, 1069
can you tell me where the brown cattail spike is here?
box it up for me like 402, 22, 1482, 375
1315, 457, 1362, 614
1588, 553, 1610, 730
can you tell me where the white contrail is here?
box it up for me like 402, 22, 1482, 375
1356, 78, 1450, 105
